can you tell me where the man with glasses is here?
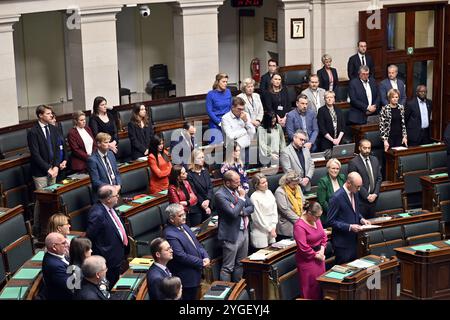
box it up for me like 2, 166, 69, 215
86, 185, 129, 286
74, 255, 109, 300
146, 237, 174, 300
280, 129, 315, 192
260, 59, 280, 92
42, 232, 72, 300
327, 172, 371, 264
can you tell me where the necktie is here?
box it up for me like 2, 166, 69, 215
165, 267, 172, 277
45, 125, 54, 160
365, 158, 375, 194
109, 208, 128, 246
350, 192, 356, 212
103, 155, 116, 185
361, 55, 366, 66
179, 226, 196, 248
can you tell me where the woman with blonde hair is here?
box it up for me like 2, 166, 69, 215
237, 78, 264, 128
380, 88, 408, 151
206, 73, 232, 144
47, 213, 71, 256
68, 111, 96, 172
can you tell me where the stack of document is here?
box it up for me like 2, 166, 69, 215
271, 239, 295, 249
347, 258, 376, 269
248, 249, 274, 261
129, 257, 153, 268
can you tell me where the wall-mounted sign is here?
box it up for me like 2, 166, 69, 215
407, 47, 414, 55
231, 0, 263, 7
291, 18, 305, 39
264, 18, 277, 43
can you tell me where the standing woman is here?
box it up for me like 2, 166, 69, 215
148, 134, 172, 194
380, 88, 408, 151
258, 112, 286, 167
188, 149, 214, 222
220, 142, 249, 193
68, 111, 96, 173
127, 103, 154, 160
317, 54, 339, 92
206, 73, 232, 144
237, 78, 264, 128
317, 91, 345, 152
262, 73, 290, 127
250, 173, 278, 249
89, 96, 119, 154
293, 202, 327, 300
168, 165, 199, 226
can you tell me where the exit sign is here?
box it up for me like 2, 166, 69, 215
231, 0, 263, 7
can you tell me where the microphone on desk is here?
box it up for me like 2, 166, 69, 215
380, 228, 390, 258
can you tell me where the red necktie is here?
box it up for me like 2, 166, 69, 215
109, 208, 128, 246
350, 193, 356, 212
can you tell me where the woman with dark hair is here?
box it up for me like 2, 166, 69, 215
261, 73, 290, 127
69, 237, 92, 268
257, 112, 286, 166
127, 103, 154, 160
206, 73, 232, 144
148, 134, 172, 194
89, 96, 119, 153
168, 165, 199, 226
160, 276, 182, 300
220, 142, 249, 193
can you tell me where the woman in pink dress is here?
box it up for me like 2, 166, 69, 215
293, 202, 327, 299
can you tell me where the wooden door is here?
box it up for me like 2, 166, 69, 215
443, 5, 450, 132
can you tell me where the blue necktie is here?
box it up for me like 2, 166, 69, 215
45, 125, 54, 160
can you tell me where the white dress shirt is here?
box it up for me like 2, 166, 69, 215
417, 98, 429, 129
390, 79, 398, 90
361, 79, 373, 107
76, 127, 94, 155
221, 110, 255, 148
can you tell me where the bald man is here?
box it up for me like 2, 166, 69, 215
327, 172, 371, 264
42, 232, 72, 300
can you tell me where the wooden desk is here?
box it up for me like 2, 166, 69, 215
202, 279, 247, 300
242, 244, 297, 300
0, 152, 30, 171
420, 174, 449, 211
110, 267, 148, 300
351, 123, 379, 147
395, 240, 450, 300
385, 143, 447, 181
317, 255, 399, 300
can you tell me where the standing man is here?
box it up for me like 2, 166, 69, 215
286, 94, 319, 149
74, 255, 109, 300
347, 40, 375, 80
163, 204, 209, 300
280, 130, 315, 192
87, 132, 122, 197
405, 85, 432, 146
301, 74, 326, 114
146, 237, 174, 300
347, 139, 382, 219
348, 65, 379, 125
379, 65, 407, 107
170, 122, 198, 167
327, 172, 371, 264
86, 185, 129, 286
260, 59, 279, 92
215, 171, 254, 282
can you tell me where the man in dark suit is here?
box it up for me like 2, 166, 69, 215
86, 185, 129, 286
347, 139, 382, 219
215, 170, 254, 282
163, 204, 209, 300
259, 59, 279, 92
87, 132, 122, 196
405, 85, 432, 146
74, 255, 109, 300
379, 64, 407, 107
42, 232, 72, 300
347, 40, 375, 80
170, 122, 198, 167
348, 65, 379, 125
146, 237, 174, 300
328, 172, 371, 264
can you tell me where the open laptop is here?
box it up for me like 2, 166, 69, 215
191, 216, 213, 235
331, 143, 355, 158
311, 151, 326, 162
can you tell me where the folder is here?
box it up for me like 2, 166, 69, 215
131, 196, 155, 204
324, 271, 353, 280
116, 204, 133, 213
410, 244, 439, 252
113, 277, 141, 290
43, 184, 64, 192
203, 286, 231, 300
12, 268, 41, 280
0, 286, 28, 300
31, 251, 45, 262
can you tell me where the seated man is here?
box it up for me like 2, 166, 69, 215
286, 94, 318, 151
74, 255, 109, 300
42, 232, 72, 300
348, 65, 379, 125
146, 237, 174, 300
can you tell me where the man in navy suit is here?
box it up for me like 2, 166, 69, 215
260, 59, 279, 92
86, 185, 129, 286
347, 40, 375, 80
42, 232, 72, 300
74, 255, 109, 300
327, 172, 371, 264
215, 171, 254, 282
146, 237, 173, 300
379, 65, 406, 107
286, 94, 319, 150
405, 85, 432, 146
87, 132, 122, 197
163, 204, 209, 300
348, 65, 380, 125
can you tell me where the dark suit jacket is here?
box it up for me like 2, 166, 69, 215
378, 78, 407, 106
317, 67, 339, 91
87, 150, 122, 193
74, 279, 108, 300
214, 186, 254, 243
127, 121, 153, 160
348, 155, 382, 204
163, 223, 208, 288
42, 252, 72, 300
67, 126, 96, 172
187, 169, 214, 210
27, 122, 62, 177
146, 264, 169, 300
347, 53, 375, 80
170, 129, 196, 165
348, 77, 380, 125
261, 88, 291, 118
405, 97, 432, 144
317, 105, 345, 151
327, 187, 363, 250
259, 72, 273, 92
86, 203, 128, 271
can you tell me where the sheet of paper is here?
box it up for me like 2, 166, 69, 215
116, 204, 133, 212
131, 196, 155, 204
248, 252, 267, 261
410, 244, 439, 251
347, 259, 376, 269
391, 146, 407, 150
360, 224, 381, 230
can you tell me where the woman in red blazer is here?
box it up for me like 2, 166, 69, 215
68, 111, 96, 172
168, 164, 200, 226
